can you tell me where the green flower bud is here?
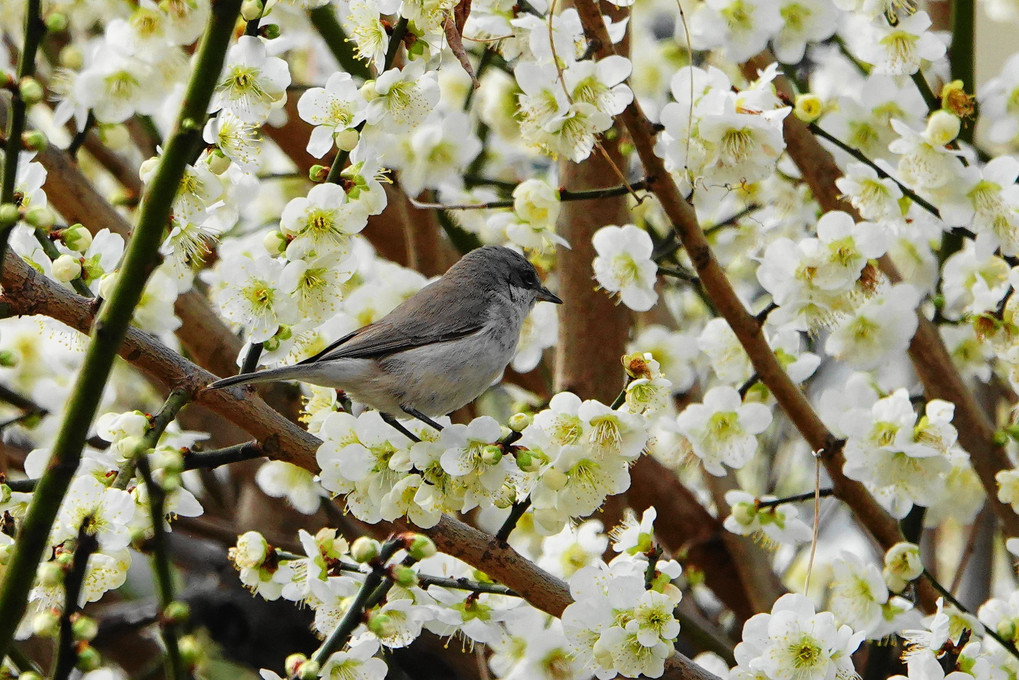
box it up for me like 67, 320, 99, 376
350, 536, 381, 563
481, 444, 502, 465
0, 351, 16, 367
794, 94, 823, 122
391, 565, 418, 586
262, 24, 281, 39
163, 600, 191, 624
71, 615, 99, 641
407, 534, 436, 560
308, 164, 329, 183
31, 609, 60, 637
45, 12, 69, 31
21, 130, 47, 152
0, 484, 9, 505
207, 148, 232, 175
38, 561, 64, 587
178, 634, 203, 666
0, 203, 21, 228
18, 77, 44, 106
75, 645, 101, 672
59, 45, 83, 70
285, 654, 309, 678
24, 205, 54, 229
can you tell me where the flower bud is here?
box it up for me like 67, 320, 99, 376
18, 77, 44, 106
51, 254, 82, 283
794, 94, 823, 122
45, 12, 69, 31
240, 0, 264, 21
263, 230, 287, 256
391, 565, 418, 586
731, 501, 757, 527
367, 612, 395, 638
71, 614, 99, 641
61, 223, 92, 253
31, 609, 60, 637
232, 531, 269, 569
359, 80, 378, 100
206, 148, 232, 175
515, 449, 541, 472
481, 444, 502, 465
0, 484, 9, 505
883, 541, 922, 592
75, 645, 101, 671
508, 412, 531, 432
407, 534, 436, 560
0, 351, 16, 367
0, 203, 20, 228
59, 45, 83, 69
178, 634, 204, 666
21, 130, 47, 152
924, 110, 960, 146
541, 467, 568, 491
512, 179, 560, 225
24, 205, 54, 229
297, 660, 320, 680
262, 23, 281, 39
998, 620, 1017, 642
160, 469, 182, 492
163, 600, 191, 624
350, 536, 380, 563
285, 654, 309, 678
38, 561, 64, 587
100, 123, 131, 150
308, 164, 329, 183
334, 128, 359, 151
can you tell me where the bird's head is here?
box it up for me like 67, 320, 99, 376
463, 246, 562, 308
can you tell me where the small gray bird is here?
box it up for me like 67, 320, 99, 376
208, 246, 561, 437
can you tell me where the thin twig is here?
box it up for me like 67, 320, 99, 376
51, 519, 99, 680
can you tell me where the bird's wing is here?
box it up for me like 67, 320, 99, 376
296, 277, 491, 364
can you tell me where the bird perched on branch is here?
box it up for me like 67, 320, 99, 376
208, 246, 561, 439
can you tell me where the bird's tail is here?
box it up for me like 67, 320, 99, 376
208, 365, 312, 390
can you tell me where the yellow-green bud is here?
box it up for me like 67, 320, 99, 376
100, 124, 131, 150
262, 24, 281, 40
264, 230, 287, 256
62, 223, 92, 253
731, 501, 757, 526
75, 645, 101, 672
335, 128, 360, 151
309, 164, 329, 183
515, 449, 540, 472
794, 94, 823, 123
45, 12, 69, 31
178, 634, 203, 666
160, 469, 182, 493
367, 612, 395, 638
0, 484, 9, 505
51, 254, 82, 283
163, 600, 191, 624
392, 565, 418, 586
207, 148, 232, 175
351, 536, 381, 563
240, 0, 264, 21
31, 609, 60, 637
0, 351, 15, 367
18, 77, 44, 106
21, 130, 47, 152
360, 80, 378, 101
59, 45, 83, 70
72, 615, 99, 641
0, 203, 21, 227
285, 654, 309, 678
297, 660, 320, 680
407, 534, 436, 560
38, 561, 64, 587
998, 620, 1017, 642
481, 444, 502, 465
542, 468, 568, 491
508, 412, 531, 432
24, 205, 54, 229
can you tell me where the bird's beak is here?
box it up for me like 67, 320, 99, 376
536, 286, 563, 304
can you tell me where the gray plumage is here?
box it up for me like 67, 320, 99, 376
208, 246, 561, 418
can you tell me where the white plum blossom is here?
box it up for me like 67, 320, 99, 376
854, 11, 947, 76
723, 490, 813, 546
214, 255, 299, 343
279, 183, 369, 260
592, 224, 658, 311
364, 62, 440, 132
212, 35, 290, 123
675, 387, 773, 476
297, 71, 367, 158
690, 0, 784, 62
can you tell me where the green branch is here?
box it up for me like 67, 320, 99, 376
50, 521, 99, 680
0, 0, 44, 269
136, 453, 186, 680
0, 1, 242, 661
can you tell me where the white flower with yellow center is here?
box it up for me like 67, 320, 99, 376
212, 35, 291, 124
675, 386, 772, 476
280, 183, 369, 260
592, 224, 658, 312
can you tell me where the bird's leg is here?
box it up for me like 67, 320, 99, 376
401, 406, 445, 432
381, 412, 421, 443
